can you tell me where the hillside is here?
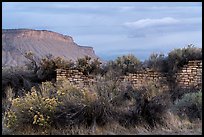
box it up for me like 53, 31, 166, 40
2, 29, 99, 67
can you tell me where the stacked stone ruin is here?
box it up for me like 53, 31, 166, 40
121, 70, 169, 91
56, 60, 202, 90
56, 69, 95, 88
175, 60, 202, 89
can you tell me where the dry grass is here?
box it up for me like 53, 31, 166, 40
2, 119, 201, 135
2, 76, 202, 135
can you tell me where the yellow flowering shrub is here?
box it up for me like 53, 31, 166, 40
4, 82, 61, 129
32, 113, 50, 127
82, 88, 98, 103
40, 82, 56, 97
4, 80, 99, 130
4, 111, 17, 128
56, 80, 89, 104
4, 79, 116, 131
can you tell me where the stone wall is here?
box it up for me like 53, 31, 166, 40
121, 70, 169, 91
56, 60, 202, 90
56, 69, 95, 87
122, 60, 202, 90
175, 60, 202, 89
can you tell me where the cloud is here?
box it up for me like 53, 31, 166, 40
124, 17, 179, 29
3, 2, 202, 61
123, 16, 201, 38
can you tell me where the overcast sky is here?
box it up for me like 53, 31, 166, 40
2, 2, 202, 61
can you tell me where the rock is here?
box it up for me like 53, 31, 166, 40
2, 29, 100, 67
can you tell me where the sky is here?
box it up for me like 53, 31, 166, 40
2, 2, 202, 61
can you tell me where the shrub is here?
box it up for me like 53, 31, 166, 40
143, 53, 168, 72
2, 86, 15, 114
55, 78, 122, 127
24, 52, 75, 82
36, 55, 75, 81
173, 90, 202, 121
2, 67, 33, 98
136, 79, 167, 101
118, 79, 172, 128
89, 58, 102, 75
170, 87, 199, 102
3, 79, 119, 133
25, 52, 102, 81
141, 94, 171, 128
93, 75, 121, 102
92, 74, 138, 127
167, 45, 202, 74
75, 56, 102, 75
3, 81, 62, 132
105, 54, 142, 76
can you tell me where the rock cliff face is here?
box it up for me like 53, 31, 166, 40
2, 29, 99, 67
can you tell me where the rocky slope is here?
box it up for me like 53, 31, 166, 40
2, 29, 99, 67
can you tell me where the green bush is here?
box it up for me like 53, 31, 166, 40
142, 45, 202, 74
2, 67, 34, 98
75, 56, 102, 75
141, 94, 171, 128
167, 45, 202, 74
34, 55, 75, 81
170, 87, 199, 102
4, 84, 60, 130
128, 82, 171, 128
25, 52, 102, 81
3, 79, 119, 132
143, 53, 168, 72
104, 54, 142, 76
132, 79, 167, 102
173, 90, 202, 121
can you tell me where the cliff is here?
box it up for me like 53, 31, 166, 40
2, 29, 100, 67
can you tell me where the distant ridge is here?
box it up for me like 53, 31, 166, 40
2, 29, 100, 67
